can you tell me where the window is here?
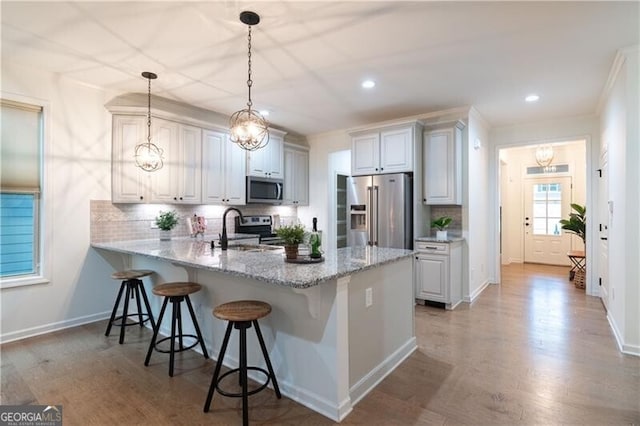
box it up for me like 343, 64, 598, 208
532, 183, 562, 235
1, 98, 44, 285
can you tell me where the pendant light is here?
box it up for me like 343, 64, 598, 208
229, 11, 269, 151
135, 71, 164, 171
535, 145, 554, 168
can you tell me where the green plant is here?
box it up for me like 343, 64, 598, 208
559, 203, 586, 244
276, 223, 306, 246
431, 216, 453, 231
155, 210, 179, 231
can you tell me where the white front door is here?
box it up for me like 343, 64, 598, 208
598, 149, 609, 309
524, 177, 572, 265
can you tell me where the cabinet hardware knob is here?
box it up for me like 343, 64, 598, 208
140, 196, 144, 200
381, 167, 384, 171
179, 197, 183, 200
173, 197, 177, 201
423, 198, 426, 202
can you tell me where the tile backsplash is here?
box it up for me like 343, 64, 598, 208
90, 200, 297, 243
429, 205, 462, 236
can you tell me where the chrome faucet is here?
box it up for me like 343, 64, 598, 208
220, 207, 244, 250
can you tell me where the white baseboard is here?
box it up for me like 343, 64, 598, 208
349, 337, 417, 406
607, 312, 640, 357
464, 279, 491, 303
0, 311, 112, 344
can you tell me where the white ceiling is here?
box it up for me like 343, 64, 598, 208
2, 1, 638, 136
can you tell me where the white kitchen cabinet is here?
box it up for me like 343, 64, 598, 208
414, 240, 462, 309
202, 129, 246, 205
112, 114, 151, 203
283, 144, 309, 206
423, 121, 464, 205
150, 119, 202, 204
350, 124, 418, 176
247, 131, 285, 178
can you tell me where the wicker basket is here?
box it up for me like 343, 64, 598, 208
574, 269, 586, 289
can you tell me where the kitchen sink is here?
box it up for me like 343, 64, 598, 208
228, 244, 283, 252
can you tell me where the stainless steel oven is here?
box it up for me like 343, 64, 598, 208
246, 177, 283, 204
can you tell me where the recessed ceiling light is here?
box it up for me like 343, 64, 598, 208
361, 80, 376, 89
259, 110, 270, 117
525, 94, 540, 102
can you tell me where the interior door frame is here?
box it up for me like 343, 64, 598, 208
491, 136, 595, 295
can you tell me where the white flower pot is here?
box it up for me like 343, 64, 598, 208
436, 230, 448, 241
159, 230, 172, 241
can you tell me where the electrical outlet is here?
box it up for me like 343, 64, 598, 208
150, 221, 158, 229
365, 287, 373, 307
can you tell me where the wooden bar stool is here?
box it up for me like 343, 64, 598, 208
144, 282, 209, 377
105, 269, 156, 344
203, 300, 281, 426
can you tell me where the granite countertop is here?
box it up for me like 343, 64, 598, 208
92, 239, 414, 289
415, 236, 465, 243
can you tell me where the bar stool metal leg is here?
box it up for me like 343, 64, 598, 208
204, 322, 233, 412
169, 297, 179, 377
139, 283, 156, 331
145, 297, 169, 367
119, 281, 132, 344
105, 281, 126, 337
185, 296, 209, 358
239, 322, 249, 426
133, 280, 145, 327
253, 320, 281, 398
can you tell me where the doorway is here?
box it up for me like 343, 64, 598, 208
499, 140, 587, 268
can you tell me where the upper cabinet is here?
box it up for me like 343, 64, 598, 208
247, 130, 285, 178
202, 129, 246, 205
150, 118, 202, 204
112, 114, 150, 203
350, 123, 419, 176
423, 120, 464, 205
283, 144, 309, 206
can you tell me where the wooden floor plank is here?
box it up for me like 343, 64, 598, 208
1, 263, 639, 424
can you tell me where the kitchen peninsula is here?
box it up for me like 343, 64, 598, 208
92, 239, 416, 422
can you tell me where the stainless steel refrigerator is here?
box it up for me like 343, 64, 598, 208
347, 173, 413, 249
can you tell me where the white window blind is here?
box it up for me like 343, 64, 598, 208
1, 99, 42, 278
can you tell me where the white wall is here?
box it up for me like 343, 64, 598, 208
1, 63, 117, 342
298, 130, 351, 241
464, 108, 491, 301
500, 141, 587, 264
599, 47, 640, 355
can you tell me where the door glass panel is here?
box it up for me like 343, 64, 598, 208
532, 183, 563, 235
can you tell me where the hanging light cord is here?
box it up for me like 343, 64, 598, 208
146, 76, 152, 144
246, 25, 253, 110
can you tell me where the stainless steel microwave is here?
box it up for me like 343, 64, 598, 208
246, 176, 283, 204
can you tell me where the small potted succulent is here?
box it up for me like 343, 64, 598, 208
431, 216, 453, 241
276, 223, 306, 259
156, 210, 179, 241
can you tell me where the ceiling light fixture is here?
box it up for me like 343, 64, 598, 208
135, 71, 163, 172
229, 11, 269, 151
362, 79, 376, 89
525, 94, 540, 102
535, 145, 554, 168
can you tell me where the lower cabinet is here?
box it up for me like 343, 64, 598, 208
414, 240, 462, 309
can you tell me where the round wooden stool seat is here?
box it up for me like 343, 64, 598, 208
111, 269, 154, 280
152, 282, 202, 297
213, 300, 272, 322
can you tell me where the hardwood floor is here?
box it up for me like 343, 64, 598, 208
1, 263, 639, 425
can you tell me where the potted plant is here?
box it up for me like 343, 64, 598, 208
156, 210, 179, 241
431, 216, 453, 241
276, 223, 306, 259
559, 203, 586, 245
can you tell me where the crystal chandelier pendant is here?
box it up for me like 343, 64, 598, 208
535, 145, 554, 168
135, 71, 164, 172
229, 11, 269, 151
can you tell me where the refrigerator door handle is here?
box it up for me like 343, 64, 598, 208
366, 186, 373, 245
373, 185, 379, 246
